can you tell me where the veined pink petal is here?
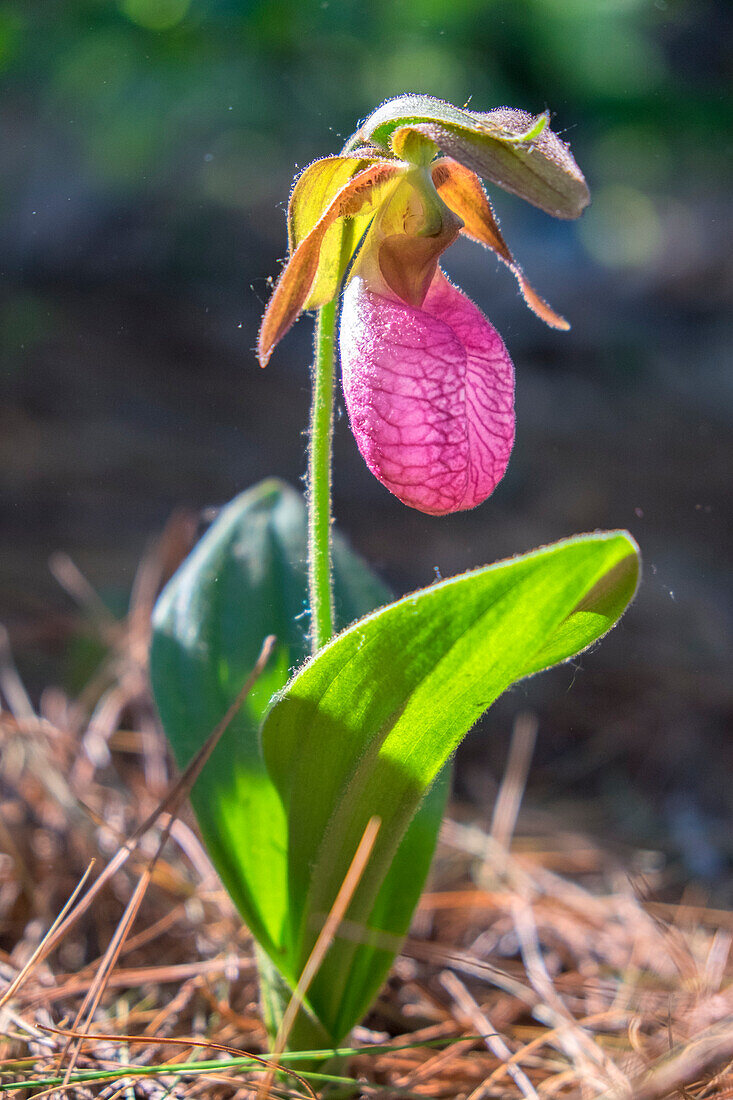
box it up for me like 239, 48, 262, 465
340, 270, 515, 515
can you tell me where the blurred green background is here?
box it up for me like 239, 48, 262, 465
1, 1, 731, 887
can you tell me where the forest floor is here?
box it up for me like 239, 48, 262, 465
1, 526, 733, 1100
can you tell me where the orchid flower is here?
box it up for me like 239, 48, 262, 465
153, 97, 639, 1061
258, 95, 589, 515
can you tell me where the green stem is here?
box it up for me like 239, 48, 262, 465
307, 297, 338, 654
255, 944, 336, 1062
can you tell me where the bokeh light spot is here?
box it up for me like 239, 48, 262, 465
361, 43, 467, 106
0, 10, 22, 71
120, 0, 191, 31
592, 124, 672, 189
579, 184, 663, 269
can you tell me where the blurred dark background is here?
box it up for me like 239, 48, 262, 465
1, 1, 731, 890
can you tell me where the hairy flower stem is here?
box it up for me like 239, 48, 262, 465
307, 298, 338, 654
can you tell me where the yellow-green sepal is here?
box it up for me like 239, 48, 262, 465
345, 94, 590, 220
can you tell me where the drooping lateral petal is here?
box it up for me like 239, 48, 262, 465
288, 155, 387, 309
432, 157, 569, 330
345, 94, 589, 219
257, 161, 401, 366
340, 270, 514, 515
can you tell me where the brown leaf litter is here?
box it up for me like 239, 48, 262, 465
0, 517, 731, 1098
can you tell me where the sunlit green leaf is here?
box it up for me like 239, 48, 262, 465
262, 531, 639, 1040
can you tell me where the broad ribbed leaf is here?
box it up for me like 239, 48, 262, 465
346, 94, 589, 219
150, 479, 450, 1026
261, 531, 639, 1041
150, 480, 389, 960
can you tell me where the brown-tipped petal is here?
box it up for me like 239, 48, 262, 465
432, 158, 513, 264
432, 157, 570, 331
512, 271, 569, 331
257, 232, 324, 368
257, 161, 402, 367
289, 157, 402, 312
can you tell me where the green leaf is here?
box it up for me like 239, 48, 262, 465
261, 531, 639, 1041
150, 479, 449, 1013
330, 764, 451, 1033
346, 94, 590, 219
150, 479, 388, 961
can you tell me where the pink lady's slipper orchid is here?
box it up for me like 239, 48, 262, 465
258, 95, 589, 515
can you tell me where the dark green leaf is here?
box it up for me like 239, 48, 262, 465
150, 479, 388, 962
150, 479, 448, 1011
